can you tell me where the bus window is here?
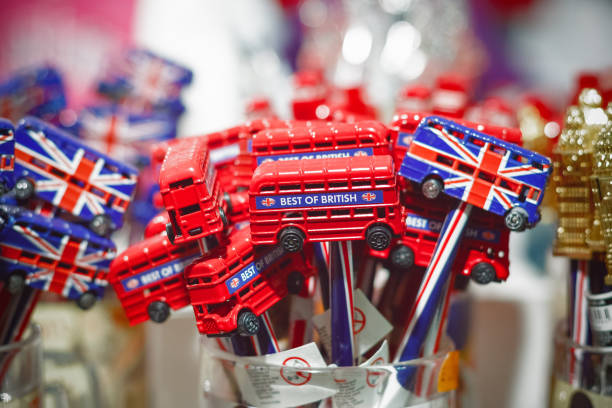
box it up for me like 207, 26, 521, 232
458, 163, 475, 175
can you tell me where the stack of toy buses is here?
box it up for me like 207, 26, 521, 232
0, 116, 139, 309
104, 106, 551, 338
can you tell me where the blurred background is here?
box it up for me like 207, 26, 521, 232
1, 0, 611, 407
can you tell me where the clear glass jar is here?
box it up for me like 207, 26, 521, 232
0, 324, 43, 408
551, 322, 612, 408
199, 337, 458, 407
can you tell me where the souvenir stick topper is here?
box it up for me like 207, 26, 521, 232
393, 202, 472, 383
313, 242, 331, 310
329, 240, 356, 367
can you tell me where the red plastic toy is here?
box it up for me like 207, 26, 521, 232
372, 193, 510, 284
185, 226, 314, 336
109, 233, 200, 325
158, 137, 228, 245
248, 155, 403, 252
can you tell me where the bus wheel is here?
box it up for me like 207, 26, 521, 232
76, 292, 97, 310
14, 178, 34, 201
421, 177, 443, 200
148, 301, 170, 323
279, 227, 305, 252
0, 182, 7, 195
219, 206, 229, 229
471, 262, 496, 285
390, 245, 414, 270
7, 273, 25, 294
287, 271, 305, 295
237, 310, 260, 336
504, 207, 527, 231
366, 225, 392, 251
90, 215, 112, 236
165, 223, 176, 245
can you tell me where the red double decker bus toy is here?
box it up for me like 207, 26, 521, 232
185, 226, 314, 336
249, 155, 403, 252
376, 194, 509, 284
159, 137, 228, 246
109, 233, 200, 324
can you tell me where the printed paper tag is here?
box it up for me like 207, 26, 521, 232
234, 342, 337, 407
587, 291, 612, 346
313, 289, 393, 357
331, 341, 390, 408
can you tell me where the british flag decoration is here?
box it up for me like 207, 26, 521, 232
14, 117, 138, 229
399, 116, 551, 226
0, 66, 66, 122
0, 207, 116, 301
76, 105, 177, 163
0, 119, 15, 192
98, 49, 192, 117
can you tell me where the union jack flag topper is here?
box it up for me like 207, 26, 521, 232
14, 117, 139, 230
98, 49, 192, 116
0, 119, 15, 192
0, 205, 116, 301
0, 66, 66, 122
399, 116, 551, 227
76, 105, 177, 163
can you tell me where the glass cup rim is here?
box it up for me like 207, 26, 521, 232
201, 336, 455, 371
0, 323, 41, 353
554, 321, 612, 353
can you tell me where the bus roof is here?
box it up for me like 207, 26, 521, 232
252, 120, 389, 147
0, 118, 14, 133
186, 227, 252, 278
1, 204, 115, 249
158, 137, 209, 190
392, 111, 522, 145
17, 116, 138, 177
250, 155, 395, 191
419, 116, 549, 163
109, 233, 174, 278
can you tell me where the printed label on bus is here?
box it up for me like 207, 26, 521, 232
226, 245, 286, 294
256, 190, 384, 210
121, 256, 196, 292
405, 213, 500, 243
255, 147, 374, 165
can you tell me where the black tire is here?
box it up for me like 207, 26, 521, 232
147, 301, 171, 323
471, 262, 496, 285
287, 271, 305, 295
0, 182, 7, 196
421, 177, 443, 200
279, 227, 305, 253
90, 214, 112, 236
237, 310, 260, 336
504, 207, 528, 232
14, 178, 34, 201
366, 224, 392, 251
223, 192, 232, 214
7, 273, 25, 294
165, 223, 176, 245
219, 206, 229, 229
76, 291, 97, 310
390, 245, 415, 270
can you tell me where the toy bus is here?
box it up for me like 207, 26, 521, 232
159, 137, 228, 245
0, 119, 15, 194
13, 117, 139, 236
249, 155, 403, 252
390, 111, 523, 169
0, 205, 116, 309
185, 226, 314, 336
399, 116, 551, 231
144, 211, 170, 238
109, 233, 200, 325
376, 194, 509, 284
